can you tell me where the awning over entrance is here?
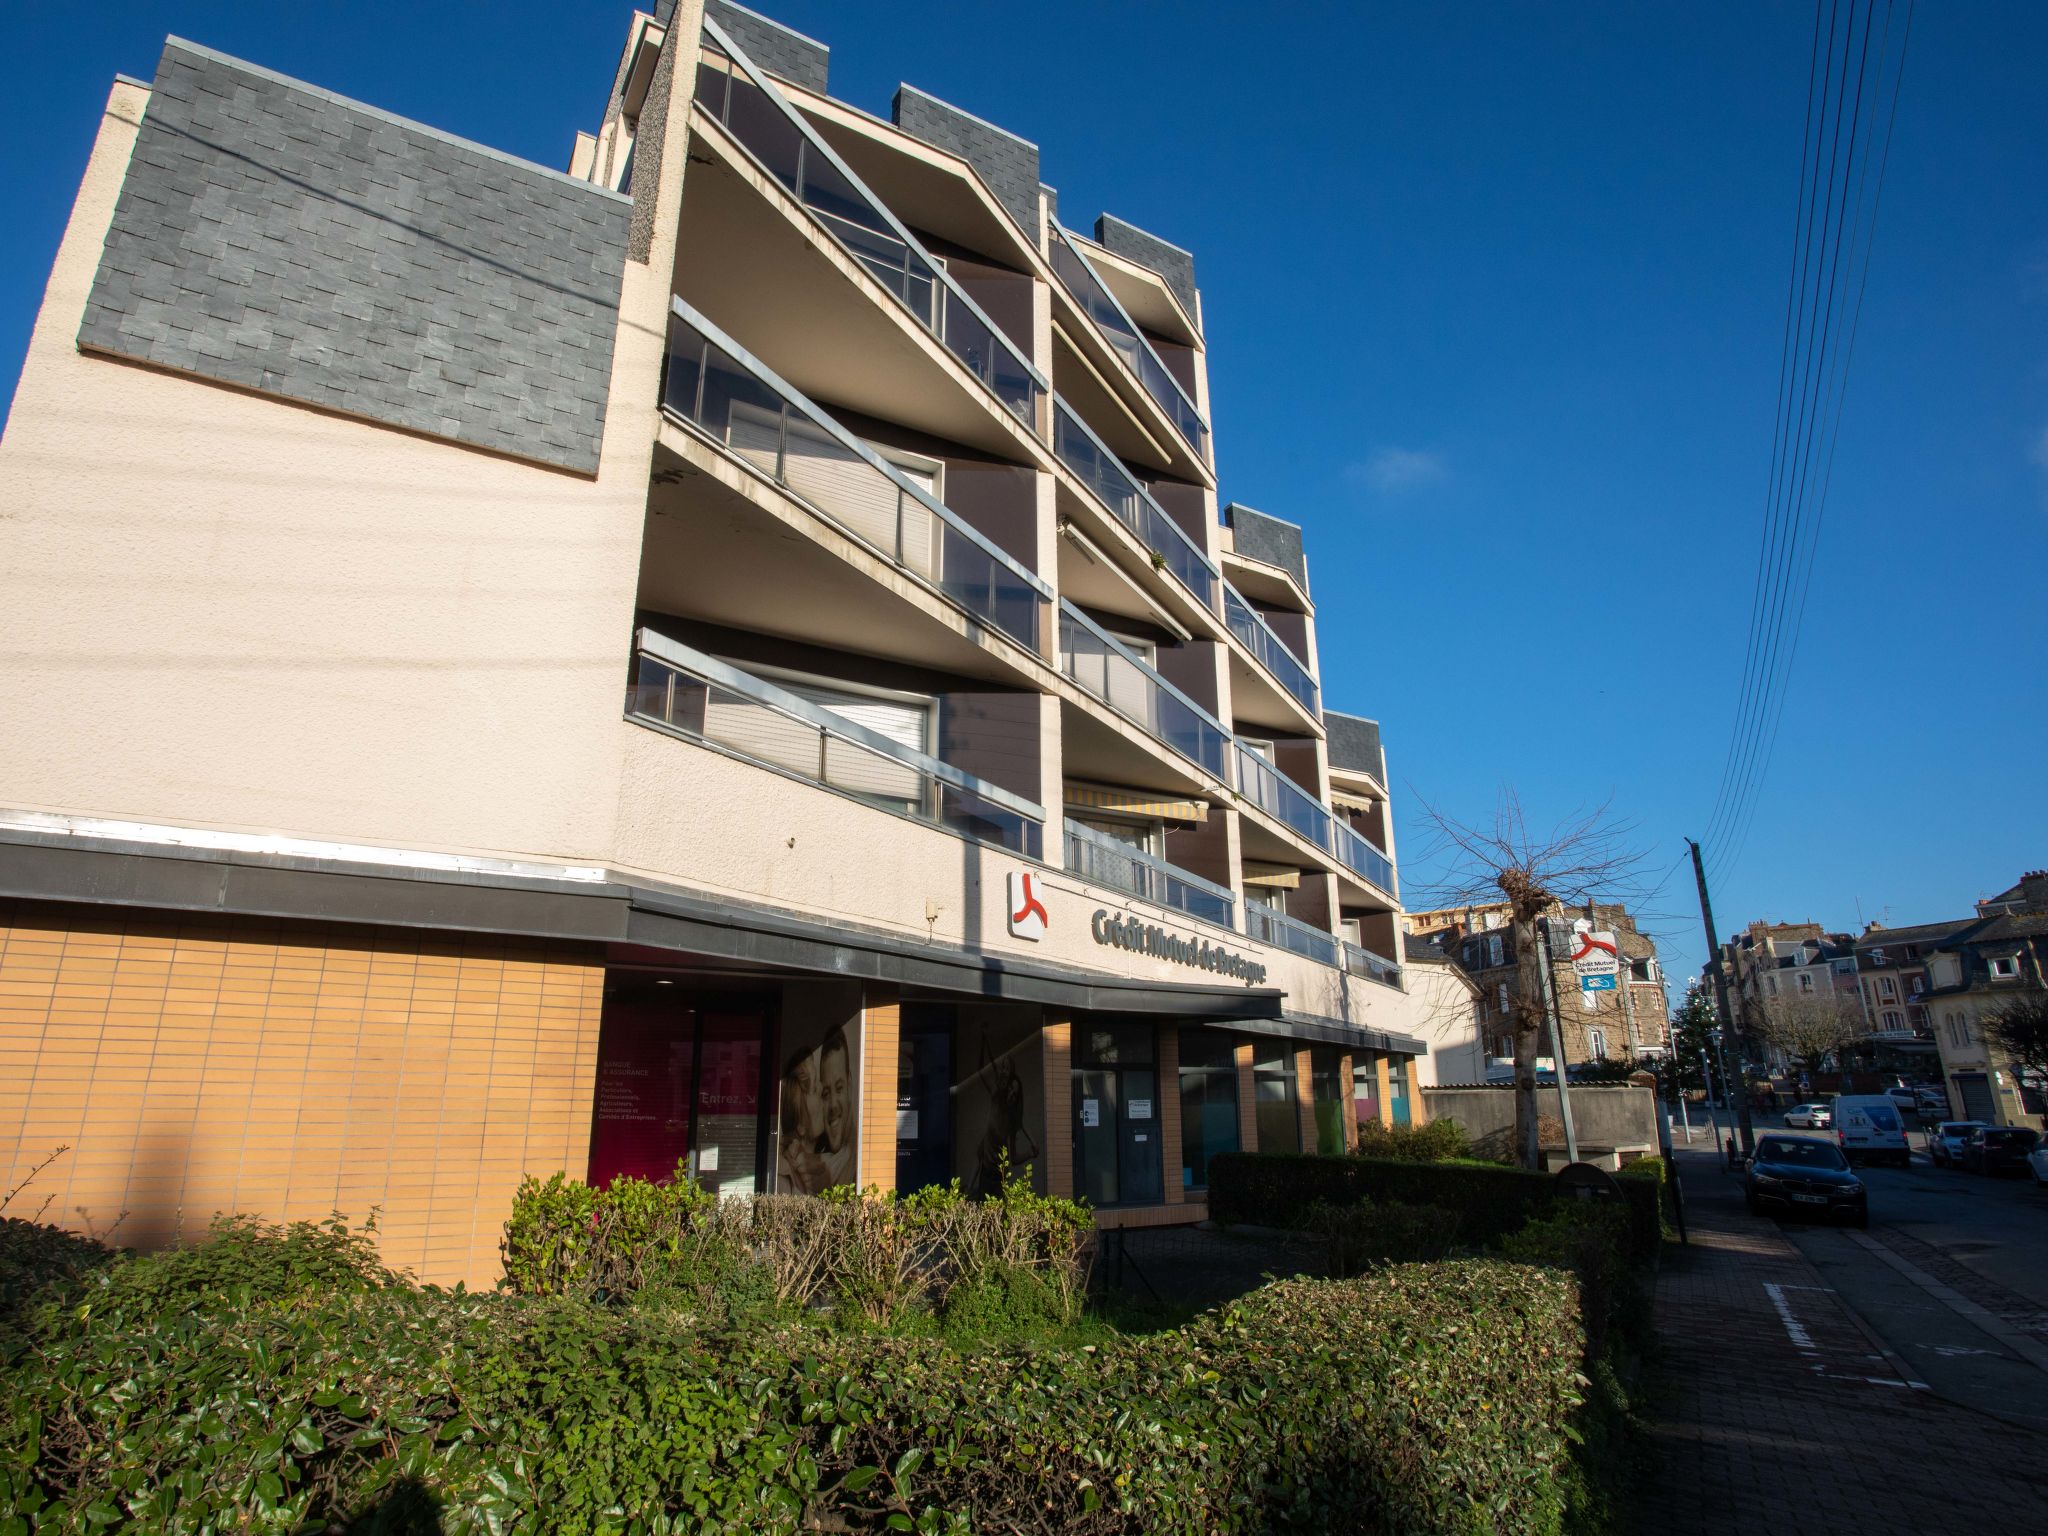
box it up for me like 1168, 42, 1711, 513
1207, 1011, 1427, 1057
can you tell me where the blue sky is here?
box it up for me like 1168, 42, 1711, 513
3, 2, 2045, 996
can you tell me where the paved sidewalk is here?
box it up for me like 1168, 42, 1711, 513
1633, 1147, 2048, 1532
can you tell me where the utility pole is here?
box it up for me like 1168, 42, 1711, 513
1533, 917, 1581, 1165
1687, 839, 1755, 1157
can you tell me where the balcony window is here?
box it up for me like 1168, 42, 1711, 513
1252, 1041, 1300, 1154
664, 302, 1049, 653
1223, 583, 1319, 716
1052, 402, 1219, 609
1177, 1028, 1240, 1191
695, 23, 1043, 423
1309, 1045, 1347, 1155
1058, 603, 1230, 780
1065, 820, 1234, 929
1048, 222, 1209, 462
628, 631, 1043, 858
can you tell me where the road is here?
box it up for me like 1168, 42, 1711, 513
1746, 1122, 2048, 1431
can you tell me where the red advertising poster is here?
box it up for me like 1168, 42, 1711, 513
587, 996, 694, 1187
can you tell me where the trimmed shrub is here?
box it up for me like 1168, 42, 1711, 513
1612, 1157, 1670, 1263
1353, 1117, 1472, 1163
1304, 1197, 1463, 1276
0, 1216, 1587, 1535
1210, 1152, 1556, 1243
1500, 1200, 1632, 1350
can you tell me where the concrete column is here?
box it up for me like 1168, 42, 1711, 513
858, 983, 900, 1191
1295, 1046, 1317, 1151
1374, 1054, 1393, 1128
1042, 1013, 1074, 1198
1157, 1023, 1184, 1203
1234, 1039, 1258, 1152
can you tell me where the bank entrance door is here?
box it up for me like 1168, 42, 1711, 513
1072, 1021, 1162, 1208
587, 978, 774, 1197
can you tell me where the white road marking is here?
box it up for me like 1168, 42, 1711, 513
1764, 1282, 1817, 1352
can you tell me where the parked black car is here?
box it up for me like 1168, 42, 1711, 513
1962, 1125, 2042, 1176
1743, 1135, 1869, 1226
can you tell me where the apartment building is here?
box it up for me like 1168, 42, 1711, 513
1852, 919, 1970, 1039
1718, 921, 1860, 1034
1410, 901, 1670, 1068
1923, 911, 2048, 1127
0, 2, 1427, 1283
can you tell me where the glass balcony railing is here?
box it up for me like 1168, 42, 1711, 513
1343, 940, 1404, 990
694, 19, 1045, 427
1244, 901, 1339, 968
1058, 603, 1231, 782
1047, 222, 1209, 463
1223, 583, 1319, 716
1335, 820, 1398, 898
1052, 401, 1219, 611
1064, 820, 1234, 930
662, 299, 1050, 654
628, 630, 1044, 859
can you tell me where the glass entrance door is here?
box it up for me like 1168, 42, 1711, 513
1071, 1022, 1163, 1208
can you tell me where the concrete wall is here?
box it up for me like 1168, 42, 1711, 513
0, 898, 604, 1287
1423, 1084, 1661, 1161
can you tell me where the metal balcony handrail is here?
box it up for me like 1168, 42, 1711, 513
1058, 600, 1231, 780
696, 17, 1047, 423
1047, 220, 1210, 461
1222, 582, 1319, 715
1064, 820, 1235, 928
1244, 901, 1339, 967
1234, 741, 1334, 849
663, 298, 1052, 636
1333, 820, 1398, 896
635, 629, 1045, 821
1343, 940, 1404, 989
1051, 397, 1219, 610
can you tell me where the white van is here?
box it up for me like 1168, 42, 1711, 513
1833, 1096, 1911, 1167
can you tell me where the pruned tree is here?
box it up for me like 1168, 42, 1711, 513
1753, 992, 1863, 1084
1413, 792, 1649, 1170
1982, 991, 2048, 1096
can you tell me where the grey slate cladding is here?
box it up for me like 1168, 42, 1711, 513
706, 0, 829, 93
1325, 712, 1387, 785
891, 85, 1039, 236
1095, 213, 1199, 327
1225, 503, 1309, 594
78, 40, 628, 474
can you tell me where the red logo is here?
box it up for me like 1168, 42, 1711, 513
1570, 932, 1618, 963
1008, 871, 1048, 940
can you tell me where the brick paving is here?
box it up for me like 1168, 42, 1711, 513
1635, 1148, 2048, 1532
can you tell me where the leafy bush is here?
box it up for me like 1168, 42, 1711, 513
0, 1220, 113, 1345
0, 1216, 1587, 1535
1613, 1157, 1670, 1261
1303, 1198, 1463, 1276
1500, 1200, 1632, 1350
501, 1162, 1093, 1331
1353, 1117, 1472, 1163
1211, 1153, 1556, 1243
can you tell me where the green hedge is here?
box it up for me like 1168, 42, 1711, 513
1612, 1157, 1669, 1263
0, 1215, 1587, 1535
1209, 1153, 1556, 1244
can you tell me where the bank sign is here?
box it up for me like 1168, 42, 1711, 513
1091, 910, 1268, 986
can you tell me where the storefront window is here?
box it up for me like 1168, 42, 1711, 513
1388, 1057, 1412, 1127
1178, 1027, 1239, 1190
1074, 1020, 1161, 1207
1354, 1054, 1381, 1131
897, 1003, 1046, 1198
1252, 1039, 1299, 1155
1309, 1045, 1347, 1155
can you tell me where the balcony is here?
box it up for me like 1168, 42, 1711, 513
1223, 583, 1318, 717
1245, 901, 1338, 968
1048, 222, 1209, 463
1059, 603, 1230, 782
628, 630, 1044, 858
1343, 941, 1404, 990
1065, 820, 1234, 930
662, 300, 1050, 656
694, 19, 1044, 428
1053, 400, 1219, 611
1235, 743, 1398, 898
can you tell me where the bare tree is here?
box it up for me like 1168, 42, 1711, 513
1413, 792, 1649, 1169
1753, 992, 1863, 1084
1983, 991, 2048, 1103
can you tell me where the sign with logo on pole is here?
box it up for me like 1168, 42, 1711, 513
1570, 924, 1621, 1013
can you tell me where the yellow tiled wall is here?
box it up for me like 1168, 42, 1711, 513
0, 899, 605, 1287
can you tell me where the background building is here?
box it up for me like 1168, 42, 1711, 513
0, 1, 1441, 1282
1923, 912, 2048, 1127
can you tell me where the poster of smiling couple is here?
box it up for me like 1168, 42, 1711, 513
775, 1005, 860, 1195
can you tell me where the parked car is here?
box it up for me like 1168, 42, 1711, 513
1963, 1125, 2042, 1176
1784, 1103, 1833, 1129
1884, 1086, 1923, 1118
1929, 1121, 1987, 1168
2028, 1138, 2048, 1189
1832, 1096, 1911, 1167
1915, 1085, 1950, 1117
1743, 1135, 1868, 1226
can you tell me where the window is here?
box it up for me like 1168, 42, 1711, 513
1869, 948, 1886, 966
1882, 1011, 1902, 1030
1177, 1028, 1239, 1191
1799, 973, 1814, 993
1587, 1027, 1608, 1061
1878, 977, 1896, 1000
1074, 813, 1164, 857
1252, 1040, 1300, 1154
1946, 1012, 1970, 1046
1989, 957, 2020, 980
1486, 933, 1504, 968
1498, 982, 1510, 1013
